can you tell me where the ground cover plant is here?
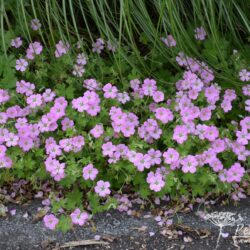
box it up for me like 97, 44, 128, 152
0, 1, 250, 232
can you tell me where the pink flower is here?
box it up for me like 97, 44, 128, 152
82, 164, 98, 181
0, 156, 12, 169
26, 94, 43, 108
117, 92, 130, 104
236, 130, 250, 145
26, 42, 43, 59
45, 158, 65, 181
130, 79, 140, 90
0, 89, 10, 104
18, 137, 34, 152
102, 142, 116, 157
224, 89, 237, 101
138, 118, 162, 143
59, 138, 72, 152
226, 163, 245, 183
243, 85, 250, 96
176, 52, 188, 67
90, 124, 104, 138
121, 123, 135, 137
211, 139, 226, 153
70, 208, 89, 226
152, 90, 164, 103
194, 26, 206, 40
209, 158, 223, 172
30, 19, 41, 30
161, 35, 176, 47
10, 209, 16, 216
147, 172, 165, 192
155, 107, 174, 124
95, 180, 111, 197
181, 155, 198, 173
221, 100, 232, 112
133, 153, 151, 171
173, 125, 188, 144
163, 148, 179, 164
147, 149, 162, 165
0, 112, 7, 124
72, 64, 85, 77
83, 78, 101, 91
199, 107, 212, 121
55, 41, 70, 57
43, 214, 59, 230
11, 37, 22, 48
16, 80, 35, 96
61, 117, 74, 131
77, 53, 87, 65
103, 83, 118, 99
245, 99, 250, 112
71, 136, 85, 152
5, 132, 19, 147
204, 85, 220, 104
240, 117, 250, 130
142, 79, 157, 96
239, 69, 250, 82
92, 38, 104, 54
42, 88, 56, 102
15, 59, 28, 72
0, 145, 6, 157
205, 126, 219, 141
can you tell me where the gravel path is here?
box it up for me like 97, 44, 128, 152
0, 198, 250, 250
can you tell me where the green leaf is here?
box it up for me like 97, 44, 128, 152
57, 215, 72, 233
65, 188, 82, 210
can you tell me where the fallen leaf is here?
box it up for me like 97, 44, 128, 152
101, 235, 116, 242
32, 208, 48, 222
0, 204, 8, 217
54, 239, 109, 249
131, 226, 148, 232
175, 224, 211, 239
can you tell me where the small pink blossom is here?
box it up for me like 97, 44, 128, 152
15, 59, 28, 72
70, 208, 89, 226
95, 180, 111, 197
30, 19, 41, 30
43, 214, 59, 230
239, 69, 250, 82
161, 35, 176, 47
194, 26, 206, 40
11, 37, 22, 48
82, 164, 98, 181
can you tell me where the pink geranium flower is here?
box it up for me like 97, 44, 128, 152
30, 19, 41, 30
194, 26, 206, 40
161, 35, 176, 47
226, 163, 245, 183
70, 208, 89, 226
181, 155, 198, 173
95, 180, 111, 197
163, 148, 179, 164
239, 69, 250, 82
82, 164, 98, 181
11, 37, 22, 48
43, 214, 59, 230
15, 59, 28, 72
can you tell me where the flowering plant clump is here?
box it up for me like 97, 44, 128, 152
0, 23, 249, 231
